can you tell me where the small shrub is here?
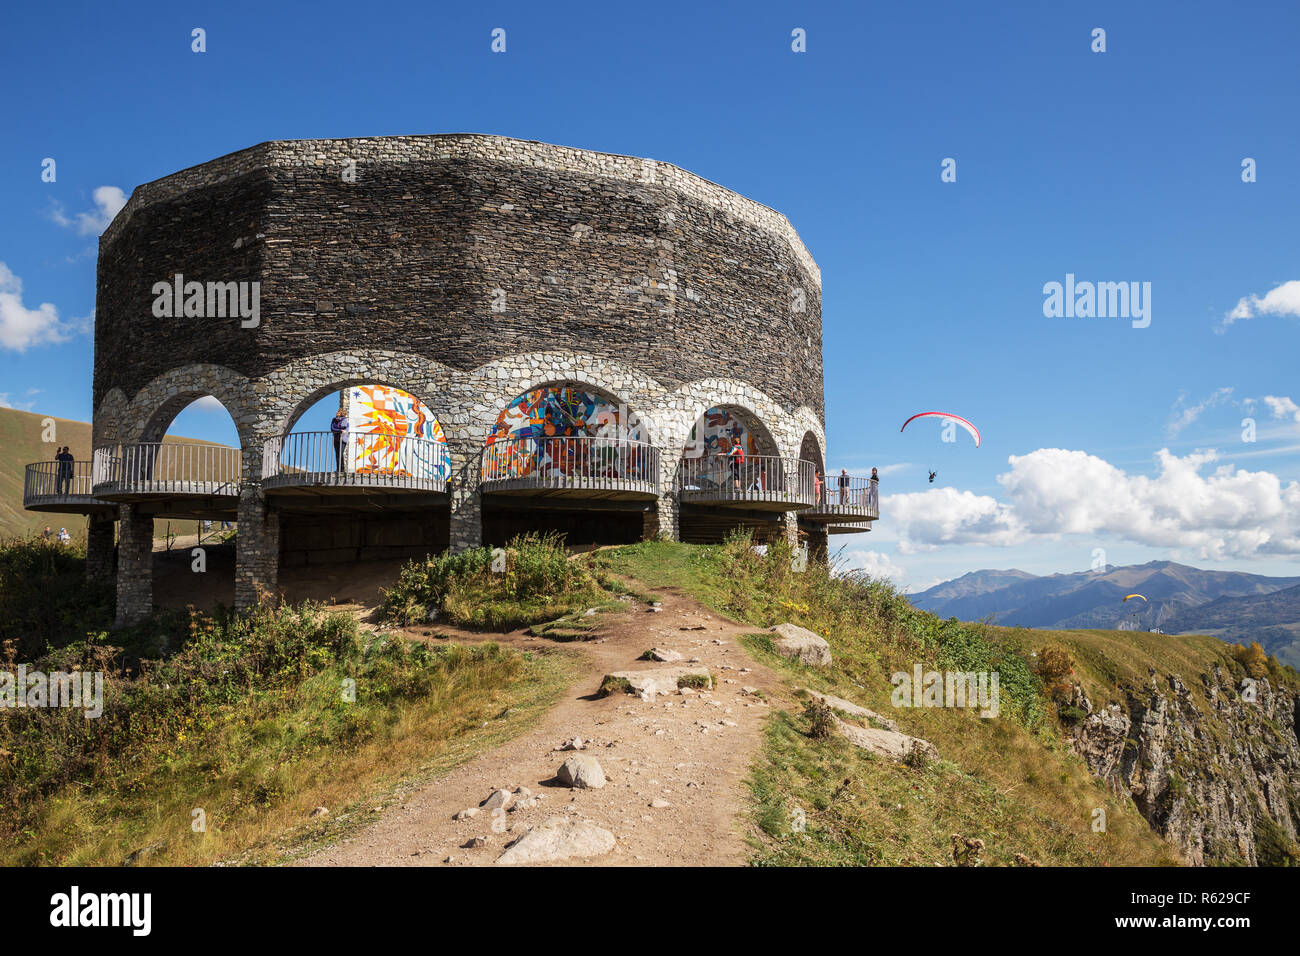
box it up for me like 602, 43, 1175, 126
805, 699, 836, 740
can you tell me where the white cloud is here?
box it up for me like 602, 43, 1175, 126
836, 548, 905, 584
187, 396, 226, 412
0, 393, 37, 411
883, 486, 1025, 554
1263, 395, 1300, 427
1220, 279, 1300, 331
1167, 387, 1233, 437
0, 262, 77, 352
50, 185, 127, 236
883, 447, 1300, 559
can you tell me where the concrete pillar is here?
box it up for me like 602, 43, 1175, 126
115, 504, 154, 627
235, 486, 280, 610
85, 512, 116, 584
447, 441, 482, 551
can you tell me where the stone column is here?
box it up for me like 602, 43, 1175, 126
447, 441, 482, 551
643, 452, 680, 541
85, 512, 116, 584
235, 485, 280, 611
782, 511, 799, 548
805, 523, 829, 565
115, 504, 153, 626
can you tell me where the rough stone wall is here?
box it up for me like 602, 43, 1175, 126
94, 135, 823, 424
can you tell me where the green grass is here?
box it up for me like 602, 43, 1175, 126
749, 707, 1159, 866
380, 532, 608, 632
606, 533, 1196, 866
0, 601, 576, 865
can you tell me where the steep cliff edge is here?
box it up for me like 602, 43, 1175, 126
1069, 665, 1300, 865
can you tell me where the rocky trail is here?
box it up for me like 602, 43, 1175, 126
298, 584, 792, 867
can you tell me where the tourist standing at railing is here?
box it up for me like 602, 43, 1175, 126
814, 470, 824, 504
55, 446, 74, 494
838, 468, 850, 505
728, 443, 745, 489
870, 468, 879, 511
330, 407, 349, 472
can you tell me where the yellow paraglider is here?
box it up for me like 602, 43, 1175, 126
1122, 593, 1147, 603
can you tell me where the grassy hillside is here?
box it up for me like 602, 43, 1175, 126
1164, 583, 1300, 669
0, 406, 227, 542
595, 538, 1300, 866
0, 535, 583, 866
0, 407, 93, 539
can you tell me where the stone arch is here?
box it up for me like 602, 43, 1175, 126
799, 431, 825, 474
121, 364, 256, 450
468, 351, 668, 448
256, 350, 462, 444
789, 406, 826, 465
481, 379, 657, 447
667, 378, 792, 462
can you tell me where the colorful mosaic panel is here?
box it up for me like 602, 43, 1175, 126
348, 385, 448, 480
486, 386, 650, 480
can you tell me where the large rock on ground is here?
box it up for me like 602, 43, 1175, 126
835, 717, 939, 765
556, 754, 607, 789
495, 816, 616, 865
600, 666, 712, 698
770, 623, 833, 666
801, 688, 899, 731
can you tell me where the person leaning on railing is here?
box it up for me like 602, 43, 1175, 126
330, 407, 349, 472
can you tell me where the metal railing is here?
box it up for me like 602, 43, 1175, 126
806, 475, 880, 519
263, 431, 450, 490
481, 436, 659, 493
92, 442, 241, 497
678, 454, 816, 507
24, 460, 99, 500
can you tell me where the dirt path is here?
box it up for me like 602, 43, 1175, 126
298, 585, 789, 867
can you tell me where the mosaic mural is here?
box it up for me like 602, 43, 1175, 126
348, 385, 448, 480
485, 386, 650, 480
682, 406, 759, 459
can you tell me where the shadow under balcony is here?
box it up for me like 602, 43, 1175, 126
23, 461, 116, 514
480, 437, 660, 501
677, 455, 816, 511
92, 442, 240, 518
261, 432, 450, 514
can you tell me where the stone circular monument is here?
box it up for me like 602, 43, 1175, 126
25, 134, 879, 624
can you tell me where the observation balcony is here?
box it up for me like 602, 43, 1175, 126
677, 455, 816, 511
91, 442, 241, 518
802, 476, 880, 523
22, 461, 115, 514
262, 432, 450, 502
480, 436, 659, 500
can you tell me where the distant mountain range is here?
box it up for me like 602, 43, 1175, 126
911, 561, 1300, 668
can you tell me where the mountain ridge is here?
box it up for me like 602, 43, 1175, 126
911, 561, 1300, 667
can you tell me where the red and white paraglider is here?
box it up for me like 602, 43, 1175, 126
900, 412, 980, 484
899, 412, 981, 447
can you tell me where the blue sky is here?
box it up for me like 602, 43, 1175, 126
2, 0, 1298, 588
